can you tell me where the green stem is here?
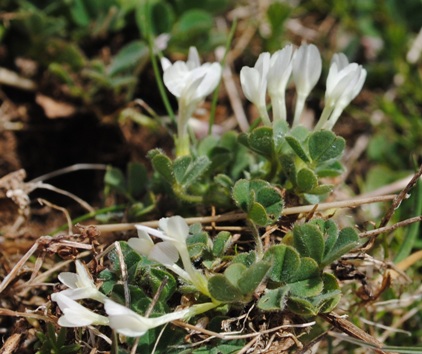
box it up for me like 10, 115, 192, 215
248, 220, 264, 260
143, 7, 176, 125
52, 205, 127, 235
208, 18, 238, 135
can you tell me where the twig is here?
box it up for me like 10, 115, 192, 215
114, 241, 130, 307
0, 308, 55, 322
94, 194, 397, 234
358, 215, 422, 239
35, 182, 95, 213
28, 163, 108, 184
237, 335, 261, 354
378, 164, 422, 228
0, 242, 39, 294
215, 45, 249, 132
171, 320, 316, 341
37, 198, 73, 234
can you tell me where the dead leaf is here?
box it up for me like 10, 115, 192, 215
35, 94, 76, 118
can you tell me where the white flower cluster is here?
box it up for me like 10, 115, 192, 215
239, 43, 366, 129
161, 47, 222, 156
51, 216, 215, 337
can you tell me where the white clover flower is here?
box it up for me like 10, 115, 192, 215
136, 216, 210, 297
129, 227, 192, 282
292, 43, 322, 126
161, 47, 222, 156
240, 52, 271, 126
315, 53, 367, 130
51, 292, 109, 327
57, 260, 106, 303
104, 299, 190, 337
267, 44, 295, 121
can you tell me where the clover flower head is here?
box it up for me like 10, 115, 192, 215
326, 53, 367, 109
51, 292, 109, 327
57, 260, 106, 303
161, 47, 221, 156
315, 52, 367, 130
135, 216, 210, 297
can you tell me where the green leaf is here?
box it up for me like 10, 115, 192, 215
272, 120, 289, 152
108, 40, 147, 76
296, 167, 318, 192
212, 232, 232, 257
285, 136, 310, 162
173, 156, 192, 184
309, 131, 345, 162
248, 126, 275, 158
233, 179, 283, 226
316, 160, 344, 177
238, 261, 270, 295
317, 273, 342, 313
143, 267, 177, 302
249, 202, 268, 226
264, 245, 300, 283
181, 156, 211, 188
287, 296, 319, 316
318, 219, 339, 257
208, 274, 243, 302
257, 287, 289, 311
104, 166, 127, 196
279, 154, 297, 185
288, 258, 323, 297
293, 224, 324, 263
232, 179, 253, 211
224, 263, 246, 287
321, 227, 359, 266
255, 186, 284, 223
307, 184, 333, 195
127, 162, 147, 198
150, 150, 175, 184
149, 1, 175, 34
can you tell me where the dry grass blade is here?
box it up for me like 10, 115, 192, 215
320, 313, 386, 354
379, 164, 422, 228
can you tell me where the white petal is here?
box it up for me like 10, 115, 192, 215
268, 45, 294, 95
60, 287, 98, 300
161, 57, 172, 71
108, 314, 148, 337
293, 43, 321, 96
163, 61, 190, 97
52, 293, 108, 327
105, 300, 189, 337
240, 67, 261, 104
349, 67, 366, 100
58, 272, 78, 289
149, 242, 179, 265
75, 260, 95, 289
187, 47, 201, 69
331, 53, 349, 70
127, 235, 154, 256
163, 216, 189, 243
194, 63, 222, 99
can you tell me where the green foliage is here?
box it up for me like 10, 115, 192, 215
34, 323, 80, 354
232, 179, 284, 226
256, 219, 359, 315
208, 260, 270, 303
